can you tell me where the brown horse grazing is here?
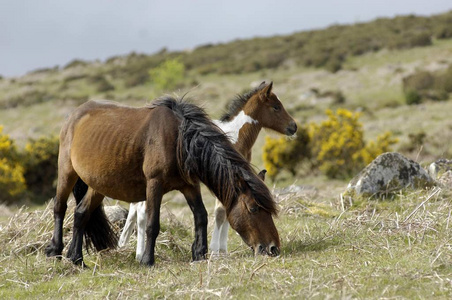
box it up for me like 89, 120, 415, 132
117, 81, 297, 260
45, 96, 280, 266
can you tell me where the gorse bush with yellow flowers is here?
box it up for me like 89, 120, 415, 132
263, 109, 398, 180
263, 125, 311, 180
309, 109, 398, 178
0, 126, 26, 204
0, 126, 59, 204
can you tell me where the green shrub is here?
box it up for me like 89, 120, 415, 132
89, 74, 115, 92
435, 65, 452, 93
23, 135, 59, 203
64, 59, 89, 69
0, 88, 54, 109
400, 131, 427, 153
402, 66, 452, 104
63, 73, 88, 83
124, 72, 149, 88
434, 25, 452, 39
403, 71, 435, 92
404, 90, 422, 105
325, 57, 343, 73
149, 58, 185, 91
406, 32, 432, 48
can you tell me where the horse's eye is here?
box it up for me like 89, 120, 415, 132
273, 105, 281, 112
250, 206, 259, 214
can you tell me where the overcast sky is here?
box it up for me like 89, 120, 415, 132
1, 0, 451, 77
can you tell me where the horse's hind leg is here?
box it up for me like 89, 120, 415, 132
66, 188, 105, 266
181, 185, 208, 261
45, 170, 78, 258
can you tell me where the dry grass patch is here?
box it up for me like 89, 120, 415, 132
0, 186, 451, 298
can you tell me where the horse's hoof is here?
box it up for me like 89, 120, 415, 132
71, 257, 89, 269
139, 256, 155, 267
192, 253, 208, 261
209, 251, 228, 259
45, 244, 62, 257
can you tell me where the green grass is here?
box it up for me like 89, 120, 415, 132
1, 187, 451, 299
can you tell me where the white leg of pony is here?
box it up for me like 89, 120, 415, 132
135, 201, 147, 261
118, 202, 138, 247
210, 199, 227, 254
218, 220, 229, 253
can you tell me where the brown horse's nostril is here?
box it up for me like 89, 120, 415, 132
286, 122, 297, 136
270, 245, 280, 257
258, 245, 265, 254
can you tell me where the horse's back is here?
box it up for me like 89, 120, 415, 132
61, 100, 180, 201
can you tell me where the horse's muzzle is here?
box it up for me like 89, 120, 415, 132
253, 244, 280, 257
286, 122, 298, 136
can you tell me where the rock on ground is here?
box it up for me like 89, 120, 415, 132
345, 152, 435, 198
104, 205, 128, 226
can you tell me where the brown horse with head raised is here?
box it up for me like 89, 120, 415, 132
210, 81, 296, 254
45, 96, 280, 266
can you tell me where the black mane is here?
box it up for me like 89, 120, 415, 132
150, 96, 277, 215
220, 82, 267, 122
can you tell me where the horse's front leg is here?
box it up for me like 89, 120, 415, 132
181, 184, 208, 261
210, 199, 228, 254
135, 201, 147, 261
140, 180, 162, 266
118, 202, 138, 248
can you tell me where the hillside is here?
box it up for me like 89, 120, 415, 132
1, 10, 452, 184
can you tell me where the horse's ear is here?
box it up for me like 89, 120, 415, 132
258, 169, 267, 181
259, 81, 273, 100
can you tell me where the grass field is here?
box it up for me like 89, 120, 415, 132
1, 185, 451, 298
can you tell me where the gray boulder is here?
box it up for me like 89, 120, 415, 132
344, 152, 435, 198
104, 205, 128, 226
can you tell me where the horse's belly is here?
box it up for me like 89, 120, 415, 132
71, 125, 148, 201
75, 163, 147, 201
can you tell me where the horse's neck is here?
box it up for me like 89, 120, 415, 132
215, 111, 262, 160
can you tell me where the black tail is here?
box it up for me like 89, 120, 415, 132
72, 178, 118, 252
